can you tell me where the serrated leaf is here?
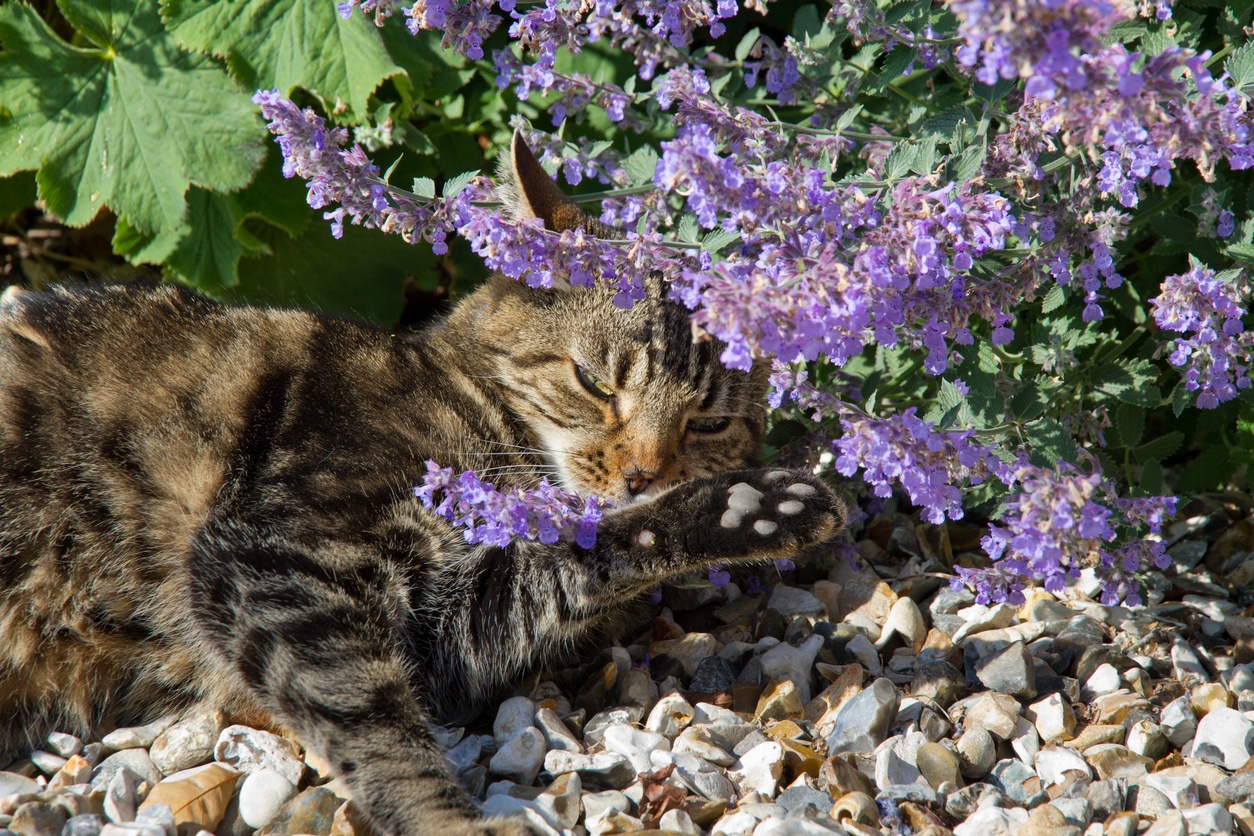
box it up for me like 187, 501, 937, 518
870, 46, 917, 90
1140, 459, 1164, 495
442, 169, 479, 198
837, 104, 863, 131
1025, 416, 1077, 466
909, 136, 938, 175
972, 76, 1015, 102
1228, 241, 1254, 269
677, 214, 699, 243
919, 105, 975, 140
623, 146, 659, 187
701, 228, 739, 254
1227, 41, 1254, 96
1114, 403, 1145, 448
163, 0, 403, 120
885, 143, 916, 179
413, 177, 436, 199
166, 188, 246, 290
0, 2, 262, 234
1132, 431, 1183, 463
948, 144, 987, 184
1092, 358, 1162, 407
1010, 380, 1050, 422
1041, 284, 1066, 313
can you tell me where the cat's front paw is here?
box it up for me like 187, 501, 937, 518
679, 469, 845, 562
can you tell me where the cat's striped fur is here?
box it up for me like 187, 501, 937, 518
0, 135, 845, 836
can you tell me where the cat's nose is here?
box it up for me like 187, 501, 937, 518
625, 468, 658, 497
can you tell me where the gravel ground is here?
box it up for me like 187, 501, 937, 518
3, 491, 1253, 836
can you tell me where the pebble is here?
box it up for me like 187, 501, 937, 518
728, 742, 783, 798
237, 769, 298, 829
488, 726, 545, 785
759, 635, 823, 704
767, 585, 825, 619
956, 726, 996, 779
1192, 706, 1254, 769
254, 787, 341, 836
915, 741, 962, 788
493, 697, 536, 746
826, 678, 899, 755
148, 713, 227, 777
974, 641, 1037, 699
211, 727, 303, 788
101, 719, 174, 752
1035, 746, 1092, 786
544, 750, 634, 789
646, 692, 695, 738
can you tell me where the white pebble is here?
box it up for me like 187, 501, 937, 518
237, 769, 297, 829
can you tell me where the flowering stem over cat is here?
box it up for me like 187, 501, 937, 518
415, 462, 604, 548
273, 0, 1254, 606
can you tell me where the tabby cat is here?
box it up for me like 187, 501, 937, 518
0, 135, 845, 836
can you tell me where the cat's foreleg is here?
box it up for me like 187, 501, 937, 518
186, 520, 541, 836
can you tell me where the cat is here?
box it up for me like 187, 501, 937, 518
0, 133, 845, 836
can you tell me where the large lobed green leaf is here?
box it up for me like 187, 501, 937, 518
0, 1, 263, 233
162, 0, 403, 121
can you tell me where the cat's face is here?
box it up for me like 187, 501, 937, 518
475, 277, 767, 504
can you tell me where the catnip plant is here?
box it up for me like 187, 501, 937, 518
256, 0, 1254, 606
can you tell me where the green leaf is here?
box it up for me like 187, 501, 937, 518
1132, 431, 1183, 463
1041, 284, 1066, 313
1091, 358, 1162, 407
1176, 445, 1239, 492
162, 0, 403, 120
442, 169, 479, 199
1228, 241, 1254, 269
947, 144, 987, 184
919, 105, 975, 141
1227, 41, 1254, 97
229, 220, 431, 325
1139, 459, 1164, 495
735, 28, 761, 63
701, 229, 739, 255
623, 145, 659, 186
0, 2, 262, 233
0, 171, 37, 219
1024, 416, 1077, 466
1114, 403, 1145, 448
413, 177, 436, 199
677, 214, 699, 243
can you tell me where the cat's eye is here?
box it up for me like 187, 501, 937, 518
687, 416, 731, 434
574, 364, 615, 400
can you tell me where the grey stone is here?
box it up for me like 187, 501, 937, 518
1133, 783, 1173, 818
62, 816, 104, 836
43, 733, 82, 759
826, 678, 899, 755
1142, 810, 1186, 836
1181, 803, 1232, 834
492, 696, 536, 746
1050, 797, 1092, 828
0, 772, 39, 797
688, 656, 737, 693
90, 751, 161, 795
767, 586, 825, 618
8, 802, 67, 836
912, 661, 967, 708
875, 784, 940, 805
945, 783, 1009, 820
660, 751, 737, 801
1215, 770, 1254, 804
254, 787, 341, 836
759, 635, 823, 704
775, 786, 832, 814
1159, 698, 1198, 753
951, 806, 1028, 836
989, 759, 1045, 806
973, 641, 1037, 699
1086, 778, 1127, 820
533, 708, 581, 753
446, 734, 485, 772
104, 769, 138, 824
580, 790, 630, 821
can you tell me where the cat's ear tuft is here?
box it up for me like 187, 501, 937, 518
498, 131, 618, 238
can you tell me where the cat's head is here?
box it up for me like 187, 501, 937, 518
458, 133, 768, 505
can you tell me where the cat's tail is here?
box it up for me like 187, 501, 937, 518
495, 131, 620, 240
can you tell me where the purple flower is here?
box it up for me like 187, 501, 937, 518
707, 564, 731, 586
414, 461, 608, 548
1150, 263, 1253, 409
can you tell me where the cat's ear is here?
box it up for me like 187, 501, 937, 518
498, 131, 619, 239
